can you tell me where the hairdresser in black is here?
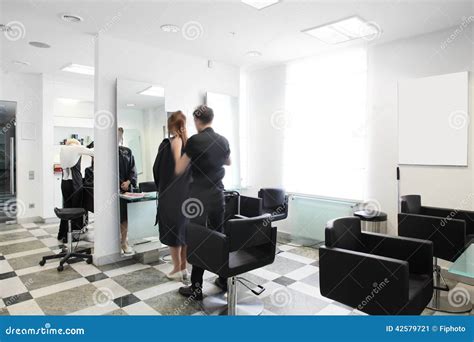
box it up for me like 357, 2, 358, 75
175, 105, 231, 300
118, 127, 138, 255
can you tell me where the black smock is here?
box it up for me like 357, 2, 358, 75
153, 138, 191, 246
118, 146, 138, 223
183, 127, 230, 288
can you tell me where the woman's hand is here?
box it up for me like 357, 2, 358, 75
121, 180, 131, 191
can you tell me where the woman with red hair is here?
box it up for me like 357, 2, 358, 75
153, 111, 191, 283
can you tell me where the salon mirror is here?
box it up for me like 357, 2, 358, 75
116, 79, 167, 250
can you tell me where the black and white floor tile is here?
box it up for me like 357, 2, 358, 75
0, 222, 472, 316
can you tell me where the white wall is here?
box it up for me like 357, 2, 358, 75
0, 72, 43, 221
367, 26, 474, 234
241, 64, 286, 196
94, 34, 240, 264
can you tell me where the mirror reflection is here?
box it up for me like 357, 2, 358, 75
117, 79, 167, 255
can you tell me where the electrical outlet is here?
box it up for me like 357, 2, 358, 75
29, 171, 34, 180
29, 203, 35, 209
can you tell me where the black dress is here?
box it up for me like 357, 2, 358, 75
153, 138, 190, 247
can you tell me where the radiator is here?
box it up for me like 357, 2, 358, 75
278, 194, 360, 243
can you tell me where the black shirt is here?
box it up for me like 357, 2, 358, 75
184, 127, 230, 190
118, 146, 137, 191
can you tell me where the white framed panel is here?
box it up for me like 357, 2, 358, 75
398, 71, 469, 166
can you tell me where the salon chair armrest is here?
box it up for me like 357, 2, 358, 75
186, 223, 229, 273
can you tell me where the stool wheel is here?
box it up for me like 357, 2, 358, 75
57, 265, 64, 272
39, 260, 46, 266
86, 257, 93, 264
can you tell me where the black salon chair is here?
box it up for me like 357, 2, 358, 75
224, 190, 262, 222
398, 194, 474, 312
139, 181, 157, 192
258, 188, 289, 222
39, 208, 93, 272
187, 214, 276, 315
319, 217, 433, 315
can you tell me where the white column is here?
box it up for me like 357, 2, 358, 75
93, 34, 121, 265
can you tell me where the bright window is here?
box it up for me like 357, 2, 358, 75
282, 47, 367, 200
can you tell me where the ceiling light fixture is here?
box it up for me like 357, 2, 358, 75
241, 0, 280, 10
12, 60, 30, 66
61, 63, 94, 76
138, 86, 165, 97
160, 24, 180, 33
246, 51, 262, 57
29, 41, 51, 48
60, 14, 84, 23
126, 103, 136, 107
302, 16, 380, 44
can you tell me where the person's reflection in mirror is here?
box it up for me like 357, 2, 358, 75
58, 138, 94, 242
118, 127, 138, 255
153, 111, 191, 284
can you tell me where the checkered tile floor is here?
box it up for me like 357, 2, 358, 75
0, 222, 472, 316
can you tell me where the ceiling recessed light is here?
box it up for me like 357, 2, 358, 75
138, 86, 165, 97
241, 0, 280, 10
29, 41, 51, 48
161, 24, 180, 33
246, 51, 262, 57
126, 103, 135, 107
302, 16, 381, 44
61, 63, 94, 76
12, 60, 30, 66
60, 14, 84, 23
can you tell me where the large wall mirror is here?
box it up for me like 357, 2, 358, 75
116, 79, 167, 253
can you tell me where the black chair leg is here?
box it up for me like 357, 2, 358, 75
39, 252, 67, 266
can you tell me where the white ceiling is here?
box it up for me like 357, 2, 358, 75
0, 0, 472, 75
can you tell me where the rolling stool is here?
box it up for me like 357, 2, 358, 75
39, 207, 93, 272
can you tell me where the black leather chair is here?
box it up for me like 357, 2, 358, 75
39, 208, 93, 272
139, 181, 157, 192
398, 194, 474, 312
224, 190, 263, 222
187, 214, 276, 315
319, 217, 433, 315
258, 188, 289, 221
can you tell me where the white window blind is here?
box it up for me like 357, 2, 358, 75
282, 47, 368, 200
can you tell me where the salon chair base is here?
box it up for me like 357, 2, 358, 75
202, 293, 264, 316
427, 291, 472, 313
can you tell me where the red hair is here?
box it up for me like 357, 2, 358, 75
168, 111, 188, 145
